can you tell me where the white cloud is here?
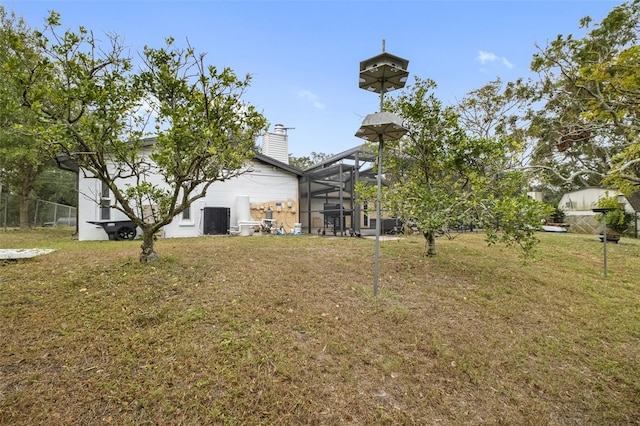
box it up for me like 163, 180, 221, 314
477, 50, 513, 69
501, 57, 513, 68
297, 90, 325, 110
478, 50, 498, 63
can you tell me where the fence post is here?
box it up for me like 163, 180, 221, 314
2, 194, 7, 230
33, 199, 39, 227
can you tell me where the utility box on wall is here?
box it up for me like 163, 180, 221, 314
203, 207, 230, 235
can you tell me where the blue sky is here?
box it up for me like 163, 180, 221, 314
3, 0, 621, 157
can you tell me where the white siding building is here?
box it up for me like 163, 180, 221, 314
76, 148, 302, 241
558, 187, 636, 234
558, 187, 634, 215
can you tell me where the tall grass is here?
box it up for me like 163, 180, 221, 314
1, 228, 639, 424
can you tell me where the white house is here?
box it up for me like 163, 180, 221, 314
74, 126, 303, 241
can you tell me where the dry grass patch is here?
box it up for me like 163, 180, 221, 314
1, 229, 639, 424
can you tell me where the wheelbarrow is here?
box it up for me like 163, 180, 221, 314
88, 220, 138, 241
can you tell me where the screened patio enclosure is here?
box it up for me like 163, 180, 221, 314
298, 144, 382, 236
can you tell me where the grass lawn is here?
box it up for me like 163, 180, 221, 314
1, 228, 639, 425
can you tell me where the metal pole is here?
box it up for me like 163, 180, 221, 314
307, 177, 312, 234
603, 213, 608, 277
374, 80, 386, 297
339, 164, 344, 236
353, 151, 360, 233
374, 134, 384, 297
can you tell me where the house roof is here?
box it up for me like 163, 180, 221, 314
55, 153, 79, 173
627, 191, 640, 212
303, 144, 376, 173
141, 136, 303, 176
54, 136, 304, 177
561, 186, 608, 195
254, 152, 304, 176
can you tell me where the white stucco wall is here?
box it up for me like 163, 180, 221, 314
77, 168, 138, 241
77, 158, 299, 241
161, 161, 299, 238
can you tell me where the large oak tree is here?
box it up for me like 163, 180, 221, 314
528, 0, 640, 195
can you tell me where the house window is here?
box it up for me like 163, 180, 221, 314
179, 205, 195, 227
100, 181, 111, 220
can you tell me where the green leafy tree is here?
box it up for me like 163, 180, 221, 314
376, 77, 550, 258
596, 194, 634, 235
288, 151, 333, 170
528, 0, 640, 194
33, 166, 77, 206
11, 12, 267, 262
0, 6, 55, 227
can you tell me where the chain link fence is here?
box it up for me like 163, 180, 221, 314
1, 193, 77, 228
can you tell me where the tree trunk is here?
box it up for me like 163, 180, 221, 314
139, 230, 159, 263
18, 194, 30, 228
424, 230, 437, 256
18, 168, 37, 228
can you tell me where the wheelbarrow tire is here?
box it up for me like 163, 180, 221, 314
116, 226, 136, 241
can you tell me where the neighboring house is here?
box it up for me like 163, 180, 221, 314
558, 187, 638, 235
